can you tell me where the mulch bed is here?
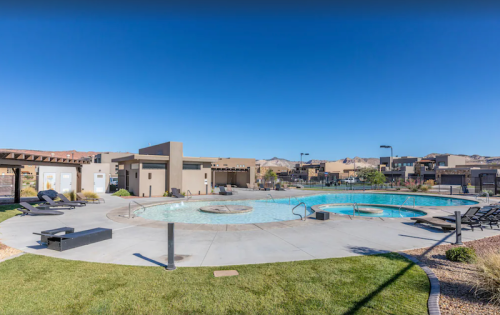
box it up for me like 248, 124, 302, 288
0, 242, 21, 261
405, 235, 500, 314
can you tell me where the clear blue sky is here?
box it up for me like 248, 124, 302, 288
1, 9, 499, 160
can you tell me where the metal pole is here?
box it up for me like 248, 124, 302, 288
391, 147, 393, 188
450, 186, 452, 195
455, 211, 463, 245
129, 203, 131, 219
166, 223, 176, 270
149, 185, 152, 198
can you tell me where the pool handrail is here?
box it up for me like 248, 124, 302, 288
289, 196, 299, 205
352, 202, 359, 216
129, 201, 146, 219
292, 202, 307, 221
267, 194, 276, 203
396, 197, 415, 217
186, 190, 193, 201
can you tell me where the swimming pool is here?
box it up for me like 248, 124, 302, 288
319, 205, 427, 218
135, 193, 477, 224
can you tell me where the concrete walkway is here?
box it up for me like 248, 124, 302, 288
1, 190, 498, 267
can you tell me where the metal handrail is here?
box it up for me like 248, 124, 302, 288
292, 202, 307, 221
128, 201, 146, 219
289, 196, 299, 205
352, 203, 359, 216
267, 194, 276, 203
186, 190, 193, 201
396, 197, 415, 217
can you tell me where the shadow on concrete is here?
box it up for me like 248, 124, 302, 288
133, 253, 166, 267
398, 234, 455, 245
401, 221, 454, 233
26, 241, 47, 250
346, 246, 390, 256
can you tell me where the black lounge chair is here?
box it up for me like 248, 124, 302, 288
259, 184, 269, 191
77, 192, 105, 204
275, 184, 286, 191
18, 202, 64, 216
42, 195, 78, 209
219, 186, 233, 195
33, 227, 112, 251
433, 206, 481, 222
435, 207, 497, 231
58, 194, 87, 206
39, 227, 75, 243
171, 188, 185, 198
411, 217, 456, 231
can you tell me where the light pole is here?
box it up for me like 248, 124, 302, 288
380, 145, 393, 188
300, 153, 309, 181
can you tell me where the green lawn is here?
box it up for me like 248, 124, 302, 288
0, 204, 429, 314
0, 204, 21, 223
0, 253, 429, 314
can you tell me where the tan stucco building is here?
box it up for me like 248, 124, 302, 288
113, 142, 255, 197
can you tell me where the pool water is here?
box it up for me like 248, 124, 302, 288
136, 193, 477, 224
320, 205, 427, 218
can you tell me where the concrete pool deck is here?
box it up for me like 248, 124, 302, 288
1, 189, 499, 267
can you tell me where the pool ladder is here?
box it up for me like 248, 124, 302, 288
352, 203, 359, 216
288, 196, 299, 205
395, 197, 415, 217
128, 200, 146, 219
266, 194, 276, 203
292, 202, 307, 221
186, 190, 193, 201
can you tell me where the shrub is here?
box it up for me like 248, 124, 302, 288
83, 191, 100, 199
63, 190, 77, 201
20, 187, 37, 197
420, 185, 429, 192
424, 179, 435, 186
481, 190, 495, 197
474, 251, 500, 305
446, 247, 477, 263
396, 187, 401, 190
411, 187, 419, 192
112, 189, 131, 197
163, 191, 171, 197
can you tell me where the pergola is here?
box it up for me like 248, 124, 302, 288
0, 151, 90, 203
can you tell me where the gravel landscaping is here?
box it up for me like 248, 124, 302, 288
405, 234, 500, 314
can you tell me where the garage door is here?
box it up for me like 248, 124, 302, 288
441, 175, 464, 185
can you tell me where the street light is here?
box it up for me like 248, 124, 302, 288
380, 145, 393, 187
300, 153, 309, 181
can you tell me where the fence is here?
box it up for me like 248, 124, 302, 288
0, 175, 14, 197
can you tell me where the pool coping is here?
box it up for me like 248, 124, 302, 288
311, 203, 428, 217
106, 192, 482, 231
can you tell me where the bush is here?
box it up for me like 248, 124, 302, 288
411, 187, 419, 192
163, 191, 171, 197
63, 190, 76, 201
420, 185, 429, 192
446, 247, 477, 263
112, 189, 131, 197
20, 187, 37, 197
474, 251, 500, 305
424, 179, 435, 186
83, 191, 100, 199
481, 190, 495, 197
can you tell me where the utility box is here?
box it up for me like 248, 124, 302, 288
316, 211, 330, 220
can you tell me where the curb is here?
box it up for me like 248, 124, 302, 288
399, 252, 441, 315
0, 252, 25, 264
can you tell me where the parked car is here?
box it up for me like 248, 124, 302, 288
342, 177, 359, 184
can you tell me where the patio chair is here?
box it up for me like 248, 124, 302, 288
171, 188, 185, 198
41, 195, 78, 209
226, 185, 237, 194
58, 194, 87, 206
18, 202, 64, 216
77, 192, 105, 204
410, 217, 456, 231
33, 227, 112, 251
433, 206, 481, 222
259, 184, 269, 191
219, 186, 233, 195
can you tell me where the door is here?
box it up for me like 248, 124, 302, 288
94, 173, 106, 193
43, 173, 56, 190
441, 175, 464, 185
60, 173, 72, 193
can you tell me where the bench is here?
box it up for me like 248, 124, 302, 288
40, 227, 75, 244
34, 228, 112, 251
411, 217, 456, 231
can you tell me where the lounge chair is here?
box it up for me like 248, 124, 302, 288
226, 185, 237, 194
410, 217, 456, 231
435, 207, 497, 231
18, 202, 64, 216
42, 195, 77, 209
58, 194, 87, 206
275, 184, 286, 191
259, 184, 269, 191
77, 192, 105, 204
39, 227, 75, 243
171, 188, 185, 198
219, 186, 233, 195
33, 227, 112, 251
433, 206, 481, 222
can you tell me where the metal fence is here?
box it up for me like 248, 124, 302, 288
0, 175, 14, 197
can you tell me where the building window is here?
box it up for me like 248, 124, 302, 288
183, 163, 201, 170
135, 172, 137, 179
143, 163, 166, 169
242, 165, 245, 167
148, 173, 152, 180
438, 162, 446, 166
131, 163, 139, 170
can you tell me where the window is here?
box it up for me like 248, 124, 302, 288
135, 172, 137, 179
115, 165, 119, 171
131, 163, 139, 170
242, 165, 245, 167
183, 163, 201, 170
438, 162, 446, 166
148, 173, 152, 180
143, 163, 166, 169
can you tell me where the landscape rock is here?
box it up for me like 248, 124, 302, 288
37, 190, 58, 201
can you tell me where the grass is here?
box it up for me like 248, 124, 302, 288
0, 204, 21, 223
475, 250, 500, 305
0, 253, 429, 314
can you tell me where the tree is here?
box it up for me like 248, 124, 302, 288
357, 167, 378, 183
371, 172, 387, 186
264, 169, 277, 182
